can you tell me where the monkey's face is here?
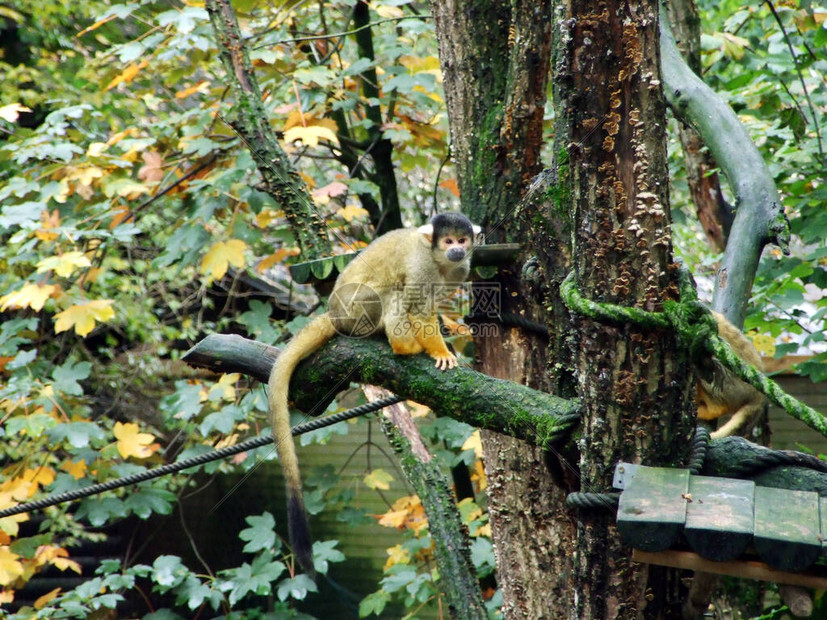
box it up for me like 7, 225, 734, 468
437, 229, 473, 263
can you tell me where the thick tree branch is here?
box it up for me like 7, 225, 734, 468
182, 333, 581, 447
659, 10, 790, 325
205, 0, 332, 259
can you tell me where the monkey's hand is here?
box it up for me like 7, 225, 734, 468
433, 351, 458, 371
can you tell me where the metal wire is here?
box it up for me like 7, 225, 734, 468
0, 394, 403, 519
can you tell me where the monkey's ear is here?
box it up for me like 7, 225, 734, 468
472, 225, 484, 245
418, 223, 434, 244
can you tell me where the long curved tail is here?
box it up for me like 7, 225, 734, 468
269, 314, 336, 576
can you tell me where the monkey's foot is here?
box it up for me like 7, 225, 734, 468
432, 353, 458, 371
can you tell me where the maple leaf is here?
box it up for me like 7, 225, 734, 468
0, 103, 32, 123
0, 283, 56, 312
60, 459, 87, 480
200, 239, 247, 281
383, 544, 411, 570
363, 468, 393, 491
0, 547, 24, 586
35, 546, 82, 574
36, 251, 91, 278
439, 178, 460, 197
106, 60, 148, 90
113, 421, 159, 459
256, 247, 300, 272
336, 204, 369, 222
34, 588, 61, 610
54, 299, 115, 337
138, 151, 164, 183
283, 125, 339, 147
461, 430, 483, 457
21, 467, 55, 492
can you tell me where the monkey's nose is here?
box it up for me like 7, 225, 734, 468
446, 248, 466, 262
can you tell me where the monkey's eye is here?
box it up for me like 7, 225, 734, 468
457, 238, 466, 244
445, 238, 454, 245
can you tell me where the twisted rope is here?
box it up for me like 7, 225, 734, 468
0, 395, 403, 519
560, 271, 827, 439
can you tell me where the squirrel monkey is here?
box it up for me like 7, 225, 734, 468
695, 311, 767, 439
269, 212, 481, 574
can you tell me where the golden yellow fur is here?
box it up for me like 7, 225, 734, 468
696, 311, 766, 439
269, 214, 478, 574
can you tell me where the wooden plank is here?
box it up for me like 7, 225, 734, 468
632, 549, 827, 591
617, 466, 690, 552
820, 497, 827, 561
684, 476, 754, 562
753, 486, 821, 571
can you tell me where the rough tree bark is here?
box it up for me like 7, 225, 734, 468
550, 0, 697, 616
430, 2, 578, 617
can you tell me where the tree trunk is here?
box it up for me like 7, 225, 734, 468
431, 1, 579, 616
550, 0, 696, 616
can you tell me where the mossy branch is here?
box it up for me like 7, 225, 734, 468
182, 333, 582, 447
659, 9, 790, 325
205, 0, 332, 259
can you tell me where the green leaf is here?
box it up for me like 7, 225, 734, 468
276, 574, 317, 601
48, 421, 106, 448
239, 511, 279, 554
125, 487, 176, 519
52, 359, 92, 396
312, 540, 345, 575
77, 497, 128, 527
359, 590, 391, 617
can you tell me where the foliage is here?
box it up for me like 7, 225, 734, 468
5, 511, 342, 618
0, 0, 824, 616
671, 0, 827, 379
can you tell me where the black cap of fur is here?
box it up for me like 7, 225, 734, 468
429, 212, 474, 248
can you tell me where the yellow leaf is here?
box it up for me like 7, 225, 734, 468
363, 468, 393, 491
113, 421, 158, 459
473, 523, 491, 537
175, 80, 209, 99
0, 589, 13, 604
254, 207, 282, 229
282, 125, 339, 147
35, 546, 82, 574
0, 547, 24, 586
461, 430, 483, 457
86, 142, 108, 157
34, 587, 61, 609
200, 239, 247, 281
0, 103, 32, 123
377, 495, 428, 533
60, 459, 87, 480
113, 421, 159, 459
376, 509, 409, 529
384, 544, 411, 570
256, 247, 300, 273
21, 468, 55, 493
750, 333, 775, 357
53, 299, 116, 337
208, 373, 240, 402
36, 251, 91, 278
336, 204, 369, 222
77, 13, 116, 36
0, 283, 56, 312
106, 60, 148, 91
470, 459, 487, 491
375, 4, 404, 18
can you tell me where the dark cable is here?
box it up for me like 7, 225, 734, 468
0, 394, 403, 519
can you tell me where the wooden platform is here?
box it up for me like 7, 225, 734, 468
615, 463, 827, 585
